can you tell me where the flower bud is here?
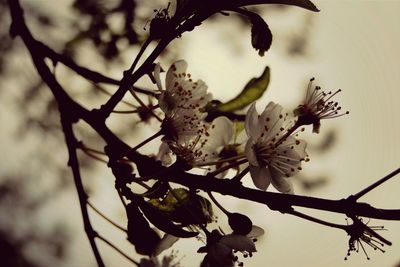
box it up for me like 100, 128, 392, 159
228, 213, 253, 235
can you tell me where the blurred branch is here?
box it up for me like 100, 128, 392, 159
37, 42, 120, 85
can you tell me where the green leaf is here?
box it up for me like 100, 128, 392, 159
137, 196, 198, 238
148, 188, 214, 225
233, 0, 319, 12
216, 66, 270, 112
170, 193, 214, 225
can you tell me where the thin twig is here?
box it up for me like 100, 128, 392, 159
88, 201, 127, 233
207, 192, 229, 215
91, 83, 138, 108
61, 118, 106, 267
351, 167, 400, 200
208, 159, 248, 176
97, 235, 139, 266
112, 110, 139, 114
195, 154, 246, 167
99, 38, 171, 118
128, 87, 163, 122
287, 209, 347, 230
80, 144, 106, 155
81, 149, 108, 163
128, 37, 152, 74
123, 130, 162, 156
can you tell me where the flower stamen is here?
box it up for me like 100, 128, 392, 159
295, 78, 349, 133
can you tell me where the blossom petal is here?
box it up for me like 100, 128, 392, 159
166, 60, 188, 90
247, 225, 265, 238
270, 168, 294, 194
158, 91, 172, 115
203, 116, 234, 152
259, 101, 285, 142
292, 139, 307, 159
249, 165, 271, 190
156, 142, 173, 166
220, 234, 257, 252
245, 103, 261, 140
259, 101, 280, 123
154, 63, 163, 92
245, 139, 258, 166
153, 234, 179, 256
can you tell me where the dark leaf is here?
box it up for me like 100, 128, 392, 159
215, 66, 270, 112
170, 193, 214, 225
126, 203, 161, 255
249, 13, 272, 56
149, 188, 214, 225
142, 181, 169, 199
136, 197, 198, 238
233, 0, 319, 12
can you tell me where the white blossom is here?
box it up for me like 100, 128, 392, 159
200, 226, 264, 267
154, 60, 211, 117
294, 78, 349, 133
154, 60, 212, 144
158, 116, 234, 168
245, 102, 307, 193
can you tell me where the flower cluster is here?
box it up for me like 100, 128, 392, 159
152, 60, 346, 194
154, 60, 237, 169
125, 59, 349, 266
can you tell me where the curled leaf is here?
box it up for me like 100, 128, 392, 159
216, 67, 270, 112
234, 0, 319, 12
148, 188, 214, 225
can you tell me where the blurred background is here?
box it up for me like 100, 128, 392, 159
0, 0, 399, 266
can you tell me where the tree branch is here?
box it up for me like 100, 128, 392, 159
10, 0, 400, 222
97, 38, 170, 118
61, 116, 106, 267
8, 1, 400, 265
39, 42, 120, 85
162, 165, 400, 220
